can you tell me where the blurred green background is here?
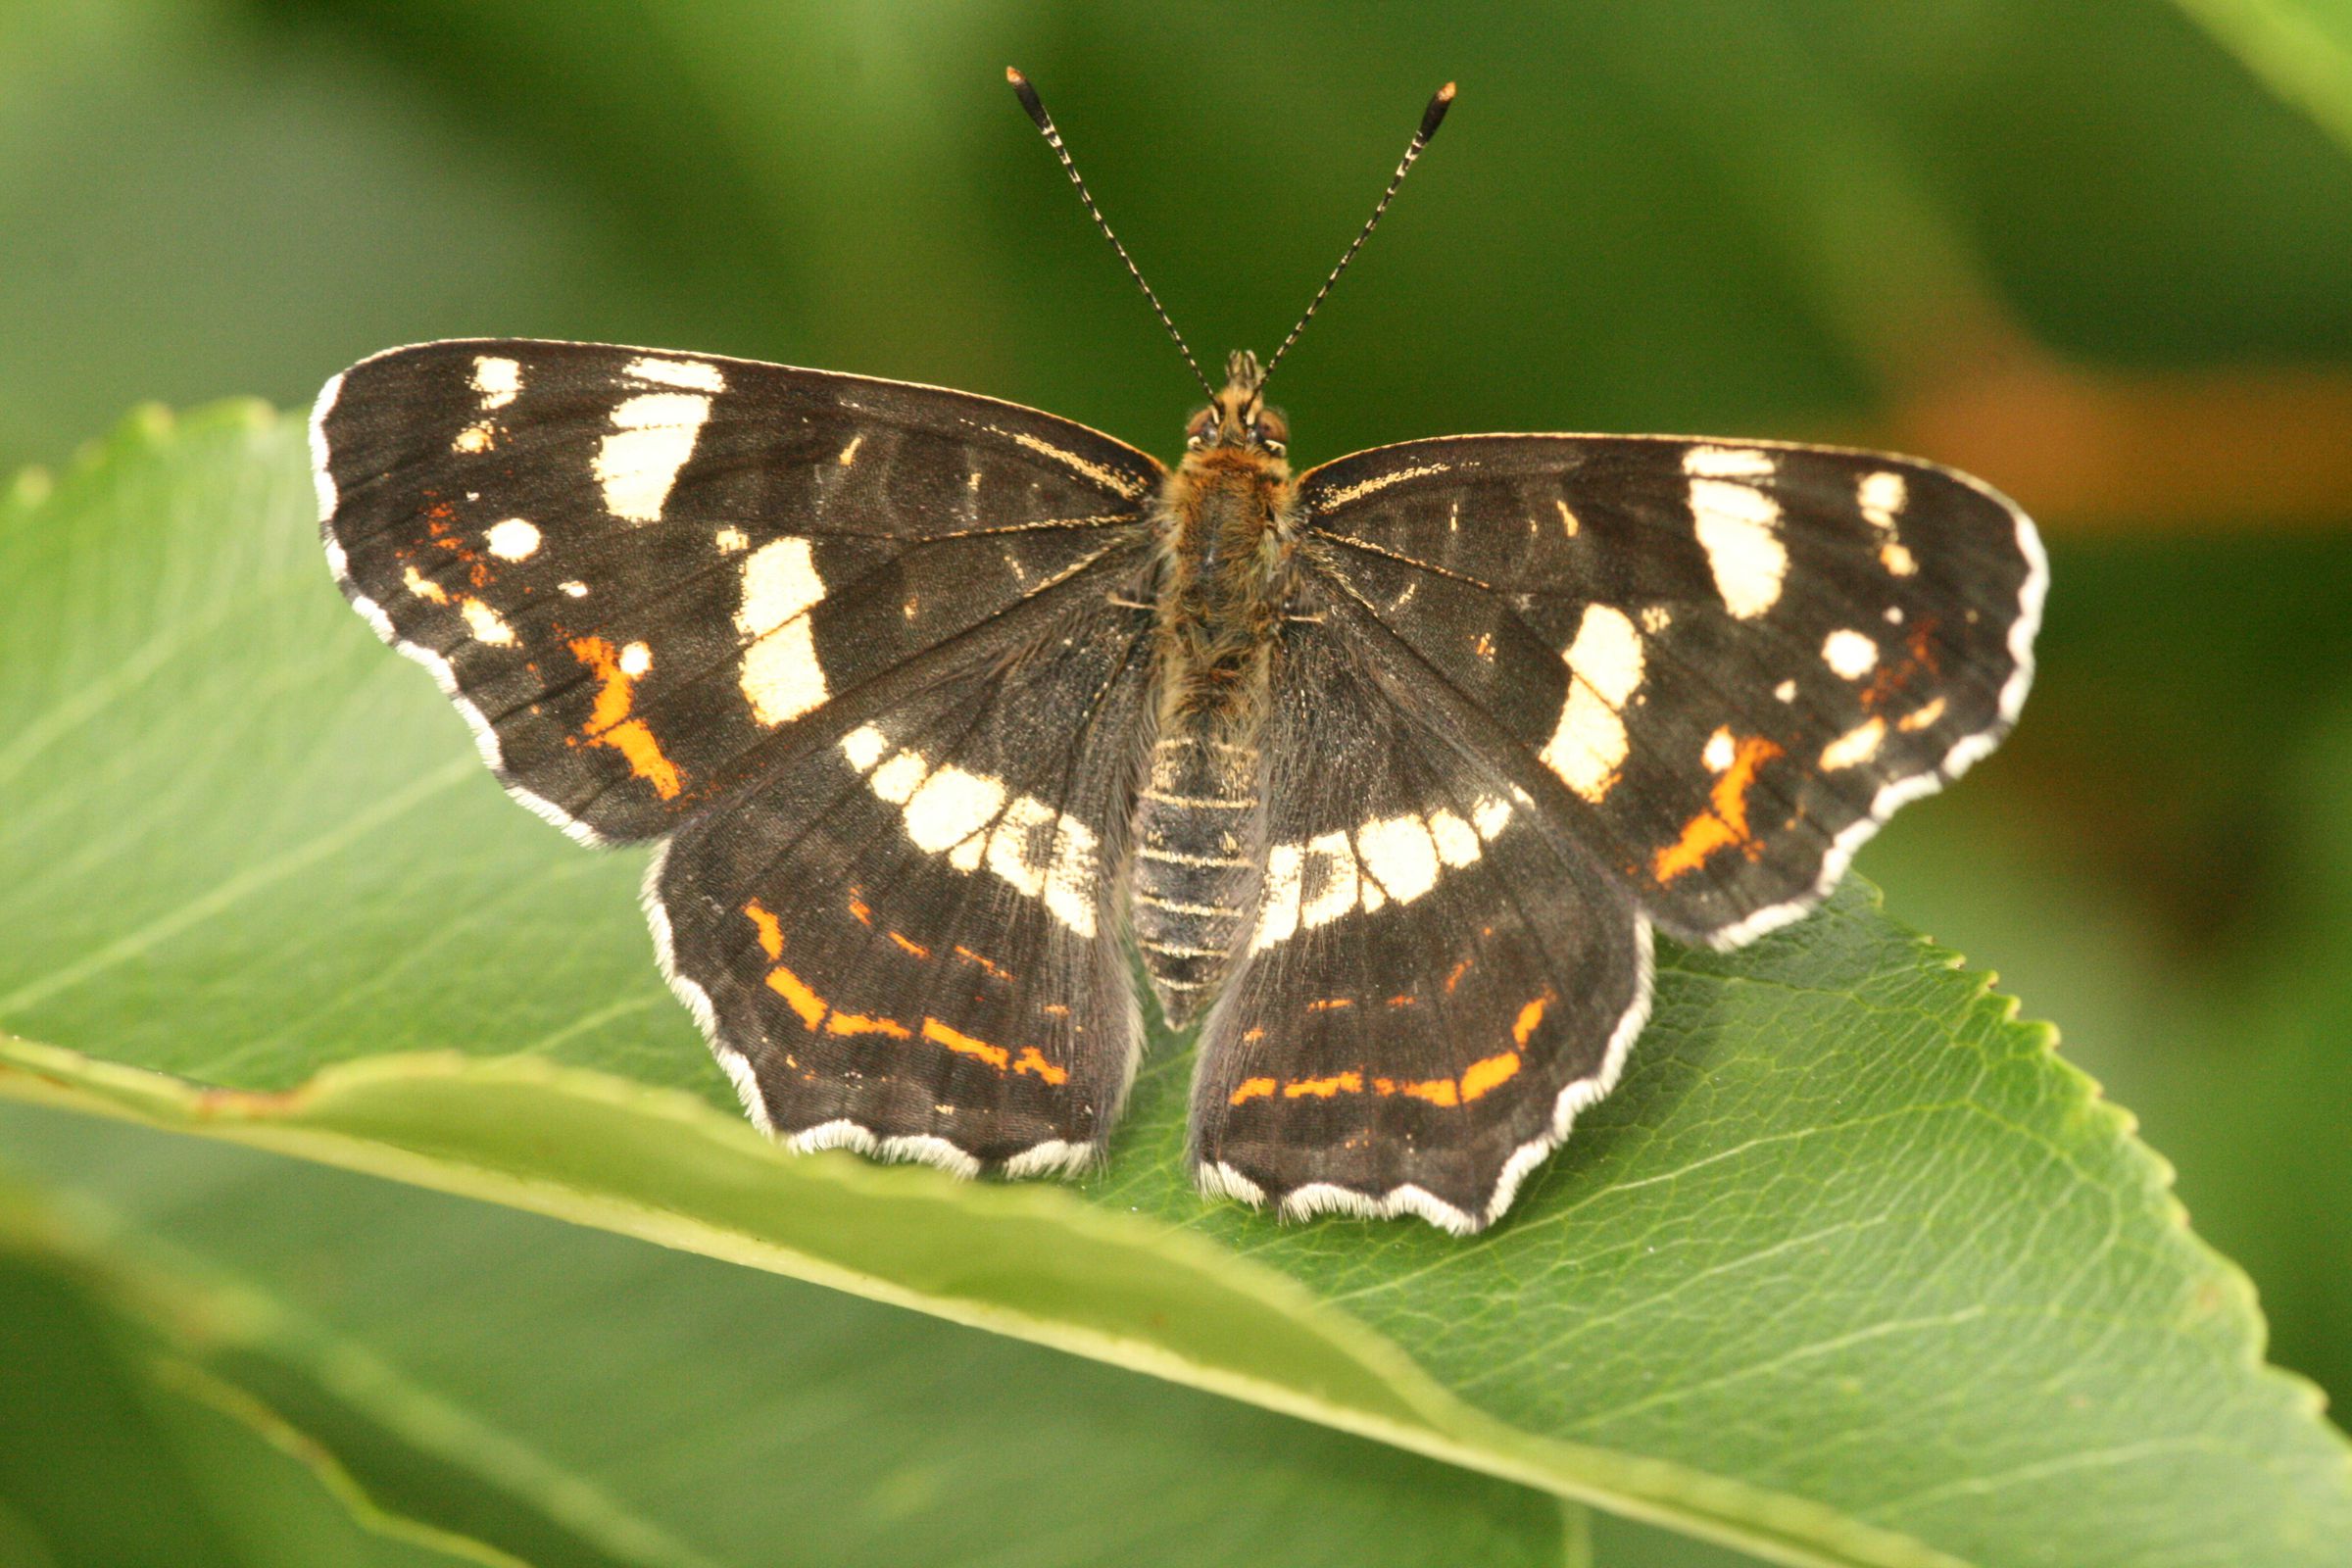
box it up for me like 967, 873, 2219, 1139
4, 0, 2348, 1559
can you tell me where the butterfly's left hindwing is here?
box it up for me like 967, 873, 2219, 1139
315, 339, 1161, 844
1299, 434, 2044, 948
651, 579, 1156, 1172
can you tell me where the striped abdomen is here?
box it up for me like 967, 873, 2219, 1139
1131, 728, 1263, 1026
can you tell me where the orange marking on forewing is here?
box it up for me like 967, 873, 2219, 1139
848, 892, 873, 926
1013, 1048, 1068, 1085
825, 1011, 911, 1039
763, 963, 826, 1031
1459, 1052, 1522, 1102
743, 900, 784, 960
921, 1017, 1009, 1070
1283, 1071, 1363, 1099
1444, 956, 1473, 994
1512, 997, 1548, 1046
1305, 997, 1352, 1012
888, 931, 930, 959
1229, 1077, 1278, 1105
1653, 734, 1785, 882
1399, 1078, 1459, 1107
565, 636, 682, 799
1387, 994, 1416, 1008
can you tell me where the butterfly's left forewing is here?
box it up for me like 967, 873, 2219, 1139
1298, 434, 2044, 948
316, 338, 1162, 844
317, 338, 1168, 1169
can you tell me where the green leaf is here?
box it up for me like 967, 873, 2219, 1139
0, 1104, 1564, 1568
2, 404, 2347, 1568
0, 1178, 484, 1568
2173, 0, 2352, 161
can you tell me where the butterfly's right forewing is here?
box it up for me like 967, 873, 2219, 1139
1299, 434, 2042, 949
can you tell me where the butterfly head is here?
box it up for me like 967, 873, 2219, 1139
1187, 350, 1289, 458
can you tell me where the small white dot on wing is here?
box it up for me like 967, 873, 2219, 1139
1822, 628, 1878, 680
485, 517, 540, 560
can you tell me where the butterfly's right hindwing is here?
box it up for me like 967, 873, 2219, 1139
315, 339, 1163, 844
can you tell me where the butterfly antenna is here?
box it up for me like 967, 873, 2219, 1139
1007, 67, 1215, 398
1262, 82, 1455, 385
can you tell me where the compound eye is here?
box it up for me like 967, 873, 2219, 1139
1185, 407, 1217, 447
1254, 406, 1289, 452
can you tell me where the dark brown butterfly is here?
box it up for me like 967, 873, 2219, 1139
314, 74, 2042, 1232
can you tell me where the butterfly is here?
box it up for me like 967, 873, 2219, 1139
311, 74, 2043, 1233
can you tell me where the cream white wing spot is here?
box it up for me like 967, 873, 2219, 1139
1690, 477, 1787, 619
1427, 808, 1481, 866
1821, 716, 1887, 771
618, 641, 653, 677
836, 728, 1100, 936
559, 580, 589, 598
1703, 726, 1736, 772
1683, 445, 1777, 479
484, 517, 540, 560
1880, 541, 1919, 576
1822, 629, 1878, 680
1251, 801, 1510, 953
1354, 814, 1441, 904
839, 724, 889, 772
1899, 696, 1947, 732
982, 796, 1102, 938
452, 421, 497, 454
623, 356, 727, 393
1297, 831, 1361, 930
459, 598, 514, 646
1540, 605, 1645, 803
1858, 469, 1906, 528
714, 526, 748, 554
596, 391, 711, 522
470, 356, 521, 409
735, 537, 828, 726
1774, 678, 1797, 702
902, 766, 1007, 859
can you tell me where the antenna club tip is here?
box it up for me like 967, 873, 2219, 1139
1420, 81, 1457, 139
1005, 66, 1051, 127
